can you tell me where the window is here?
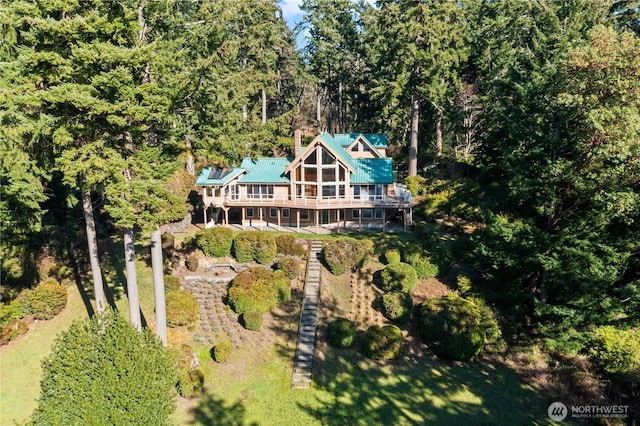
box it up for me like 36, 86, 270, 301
322, 185, 336, 198
375, 208, 383, 219
246, 208, 254, 218
304, 167, 318, 182
353, 185, 360, 199
205, 187, 213, 197
321, 148, 335, 164
304, 151, 317, 164
282, 208, 290, 218
362, 209, 373, 219
352, 209, 360, 219
270, 208, 278, 218
322, 168, 336, 182
247, 185, 274, 199
300, 209, 310, 220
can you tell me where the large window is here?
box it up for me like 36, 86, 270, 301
362, 209, 373, 219
375, 208, 383, 219
247, 185, 274, 199
300, 209, 310, 220
322, 185, 336, 198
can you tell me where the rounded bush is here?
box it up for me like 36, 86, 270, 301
327, 317, 356, 348
242, 310, 263, 331
19, 279, 67, 320
379, 262, 418, 293
0, 299, 25, 329
227, 267, 280, 314
456, 274, 473, 294
195, 227, 234, 257
165, 290, 199, 328
589, 326, 640, 379
405, 251, 439, 279
382, 291, 413, 323
276, 235, 305, 256
176, 368, 204, 398
419, 294, 492, 361
323, 238, 373, 275
212, 339, 233, 363
233, 231, 277, 264
185, 254, 199, 271
1, 318, 28, 345
275, 256, 300, 280
164, 275, 180, 291
363, 325, 404, 361
384, 249, 401, 264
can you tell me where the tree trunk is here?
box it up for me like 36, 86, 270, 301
316, 84, 322, 133
124, 227, 141, 330
150, 228, 167, 346
409, 93, 419, 176
185, 137, 194, 176
435, 106, 443, 158
82, 188, 106, 312
261, 88, 267, 124
338, 80, 343, 133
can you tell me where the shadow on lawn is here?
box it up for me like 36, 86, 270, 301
298, 343, 551, 425
187, 393, 258, 426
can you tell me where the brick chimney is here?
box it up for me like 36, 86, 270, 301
294, 129, 302, 157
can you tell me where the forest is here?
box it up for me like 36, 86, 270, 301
1, 0, 639, 422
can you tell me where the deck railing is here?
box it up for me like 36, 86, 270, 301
205, 193, 412, 208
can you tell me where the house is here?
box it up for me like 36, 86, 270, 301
195, 131, 412, 232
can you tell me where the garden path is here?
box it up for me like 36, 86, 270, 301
291, 240, 323, 389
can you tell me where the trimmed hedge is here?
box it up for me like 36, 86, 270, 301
404, 250, 439, 279
275, 235, 305, 257
242, 310, 263, 331
382, 291, 413, 323
327, 317, 356, 348
211, 339, 233, 363
185, 254, 199, 271
419, 294, 498, 361
164, 275, 180, 291
233, 231, 277, 264
166, 290, 199, 329
379, 262, 418, 293
275, 256, 301, 280
195, 227, 234, 257
363, 325, 404, 361
19, 279, 67, 320
384, 249, 401, 265
227, 267, 288, 314
323, 238, 373, 275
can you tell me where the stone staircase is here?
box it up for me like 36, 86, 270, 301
291, 240, 323, 389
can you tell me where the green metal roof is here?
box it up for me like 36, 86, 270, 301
195, 167, 244, 186
238, 157, 292, 183
317, 133, 356, 170
333, 133, 389, 149
351, 158, 394, 184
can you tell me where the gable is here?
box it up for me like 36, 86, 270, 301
285, 133, 356, 174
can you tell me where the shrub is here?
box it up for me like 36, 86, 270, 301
589, 326, 640, 379
1, 318, 28, 345
456, 274, 473, 294
164, 275, 180, 292
275, 256, 301, 280
323, 238, 373, 275
233, 231, 277, 264
419, 293, 499, 361
379, 262, 418, 292
273, 271, 291, 303
211, 338, 233, 363
363, 325, 404, 361
242, 310, 263, 331
165, 290, 199, 329
384, 249, 401, 265
404, 250, 439, 279
405, 175, 427, 196
185, 254, 199, 271
227, 267, 280, 314
195, 227, 234, 257
382, 291, 413, 323
19, 279, 67, 320
0, 300, 24, 328
31, 310, 176, 424
327, 317, 356, 348
176, 368, 204, 399
276, 235, 305, 257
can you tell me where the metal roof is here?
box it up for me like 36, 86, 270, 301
317, 133, 357, 170
351, 158, 394, 184
238, 157, 292, 183
333, 133, 389, 148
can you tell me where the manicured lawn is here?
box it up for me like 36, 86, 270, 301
1, 230, 555, 425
